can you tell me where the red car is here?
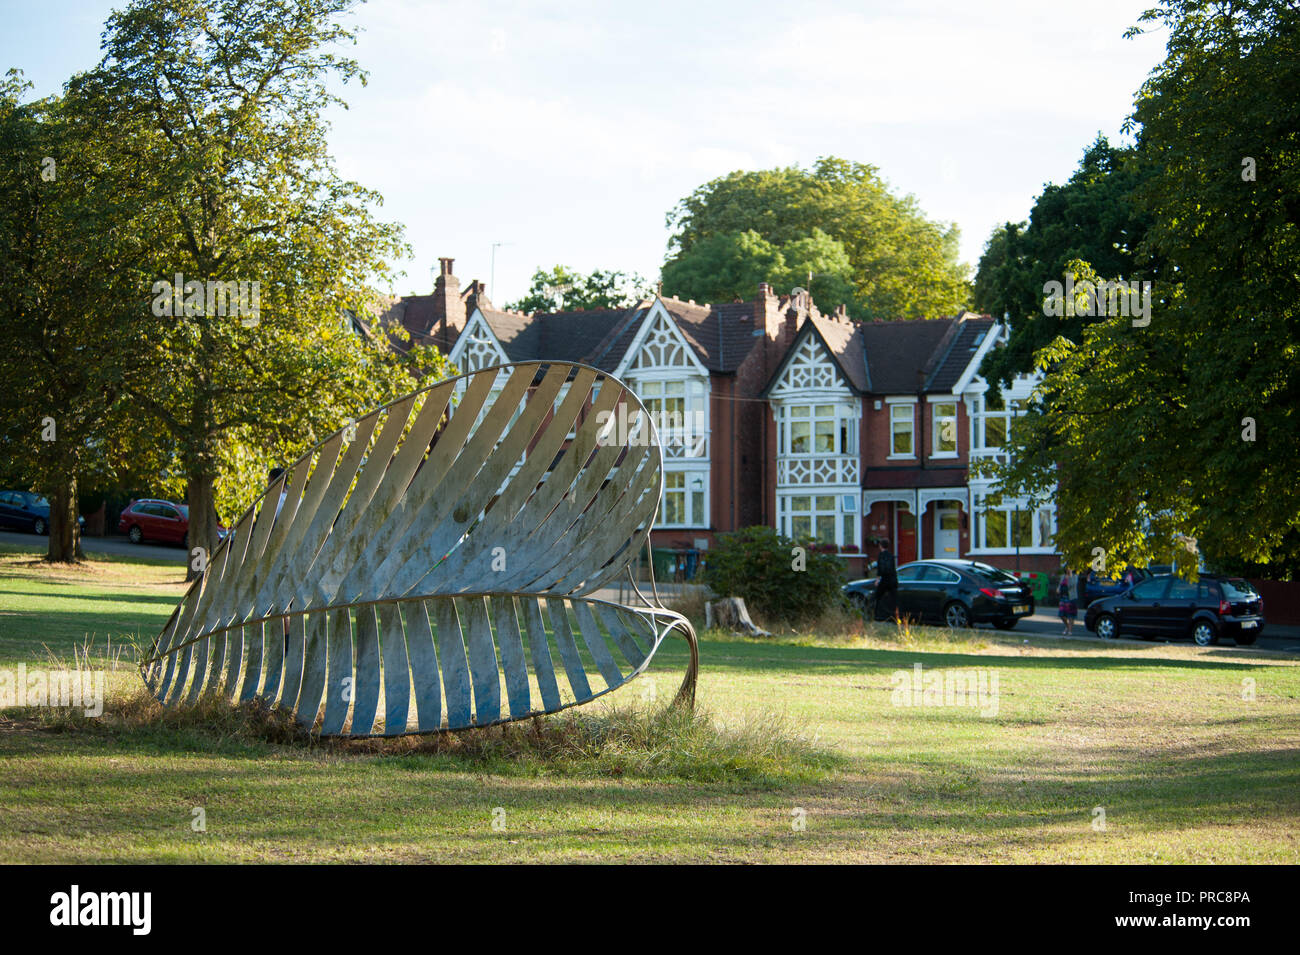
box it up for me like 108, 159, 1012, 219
118, 498, 226, 547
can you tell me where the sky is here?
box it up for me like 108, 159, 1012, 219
0, 0, 1171, 307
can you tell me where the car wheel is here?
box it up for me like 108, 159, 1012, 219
32, 517, 47, 535
1192, 620, 1218, 647
128, 525, 143, 544
993, 618, 1017, 630
181, 532, 188, 550
1095, 614, 1119, 640
944, 601, 972, 629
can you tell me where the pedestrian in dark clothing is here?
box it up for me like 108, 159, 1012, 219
874, 540, 898, 622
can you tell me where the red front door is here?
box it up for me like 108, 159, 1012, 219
895, 505, 917, 563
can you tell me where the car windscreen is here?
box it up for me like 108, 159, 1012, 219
32, 495, 49, 507
177, 505, 189, 517
1220, 579, 1258, 599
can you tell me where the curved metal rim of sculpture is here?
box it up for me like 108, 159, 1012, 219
139, 360, 698, 736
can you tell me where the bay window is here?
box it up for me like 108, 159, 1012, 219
662, 468, 707, 527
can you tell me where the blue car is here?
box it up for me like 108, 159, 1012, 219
1082, 567, 1152, 607
0, 490, 53, 535
0, 490, 85, 536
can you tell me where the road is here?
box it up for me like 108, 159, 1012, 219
0, 529, 183, 563
6, 530, 1298, 652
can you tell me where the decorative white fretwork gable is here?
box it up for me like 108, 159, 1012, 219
771, 332, 847, 395
621, 304, 708, 376
453, 311, 508, 372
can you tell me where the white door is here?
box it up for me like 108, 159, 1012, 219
935, 502, 960, 559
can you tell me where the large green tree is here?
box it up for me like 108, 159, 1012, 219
82, 0, 447, 575
0, 72, 163, 561
663, 157, 969, 319
660, 228, 857, 310
973, 137, 1161, 392
988, 0, 1300, 575
506, 265, 651, 313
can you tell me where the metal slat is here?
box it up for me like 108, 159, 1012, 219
279, 614, 307, 713
594, 603, 650, 670
406, 602, 443, 733
238, 622, 264, 701
459, 596, 502, 725
295, 611, 330, 728
546, 599, 591, 703
319, 607, 354, 735
378, 603, 410, 736
520, 597, 561, 713
571, 599, 624, 689
431, 599, 472, 729
349, 605, 381, 736
490, 595, 531, 719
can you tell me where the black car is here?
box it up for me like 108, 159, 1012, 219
1084, 573, 1264, 646
843, 559, 1036, 629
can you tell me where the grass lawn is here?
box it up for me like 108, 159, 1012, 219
1, 544, 1298, 863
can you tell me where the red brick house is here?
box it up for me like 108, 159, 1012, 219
379, 259, 1058, 575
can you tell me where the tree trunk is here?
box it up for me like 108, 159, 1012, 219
186, 469, 220, 582
45, 474, 82, 563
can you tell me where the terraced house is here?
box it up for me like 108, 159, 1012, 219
379, 259, 1058, 576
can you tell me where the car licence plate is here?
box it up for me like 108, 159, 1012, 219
1241, 620, 1257, 629
1015, 605, 1029, 614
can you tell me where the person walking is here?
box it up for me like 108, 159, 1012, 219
1058, 565, 1079, 636
873, 539, 899, 623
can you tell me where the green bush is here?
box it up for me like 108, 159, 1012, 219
702, 526, 848, 625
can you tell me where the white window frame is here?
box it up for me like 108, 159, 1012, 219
887, 399, 916, 459
660, 466, 709, 528
778, 402, 856, 457
777, 491, 861, 551
930, 398, 958, 458
633, 375, 709, 459
968, 493, 1056, 554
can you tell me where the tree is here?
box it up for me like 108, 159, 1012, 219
0, 72, 163, 561
506, 265, 651, 312
660, 228, 857, 309
664, 157, 969, 319
973, 137, 1161, 393
987, 0, 1300, 573
82, 0, 447, 576
701, 525, 848, 625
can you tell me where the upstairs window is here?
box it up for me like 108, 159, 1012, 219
781, 404, 854, 455
932, 401, 957, 455
890, 403, 914, 456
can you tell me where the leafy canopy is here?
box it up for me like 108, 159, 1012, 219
986, 0, 1300, 575
664, 157, 969, 319
702, 526, 848, 625
506, 265, 652, 313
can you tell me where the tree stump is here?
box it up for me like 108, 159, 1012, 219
705, 597, 771, 637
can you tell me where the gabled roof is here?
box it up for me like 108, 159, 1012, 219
923, 313, 997, 392
760, 314, 868, 397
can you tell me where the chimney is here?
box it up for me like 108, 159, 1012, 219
466, 279, 492, 313
754, 282, 781, 339
433, 256, 466, 338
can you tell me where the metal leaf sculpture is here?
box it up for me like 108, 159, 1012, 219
140, 362, 698, 736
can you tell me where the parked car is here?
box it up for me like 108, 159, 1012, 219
0, 490, 84, 535
1082, 567, 1152, 607
118, 498, 225, 547
1084, 573, 1264, 646
843, 559, 1036, 629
